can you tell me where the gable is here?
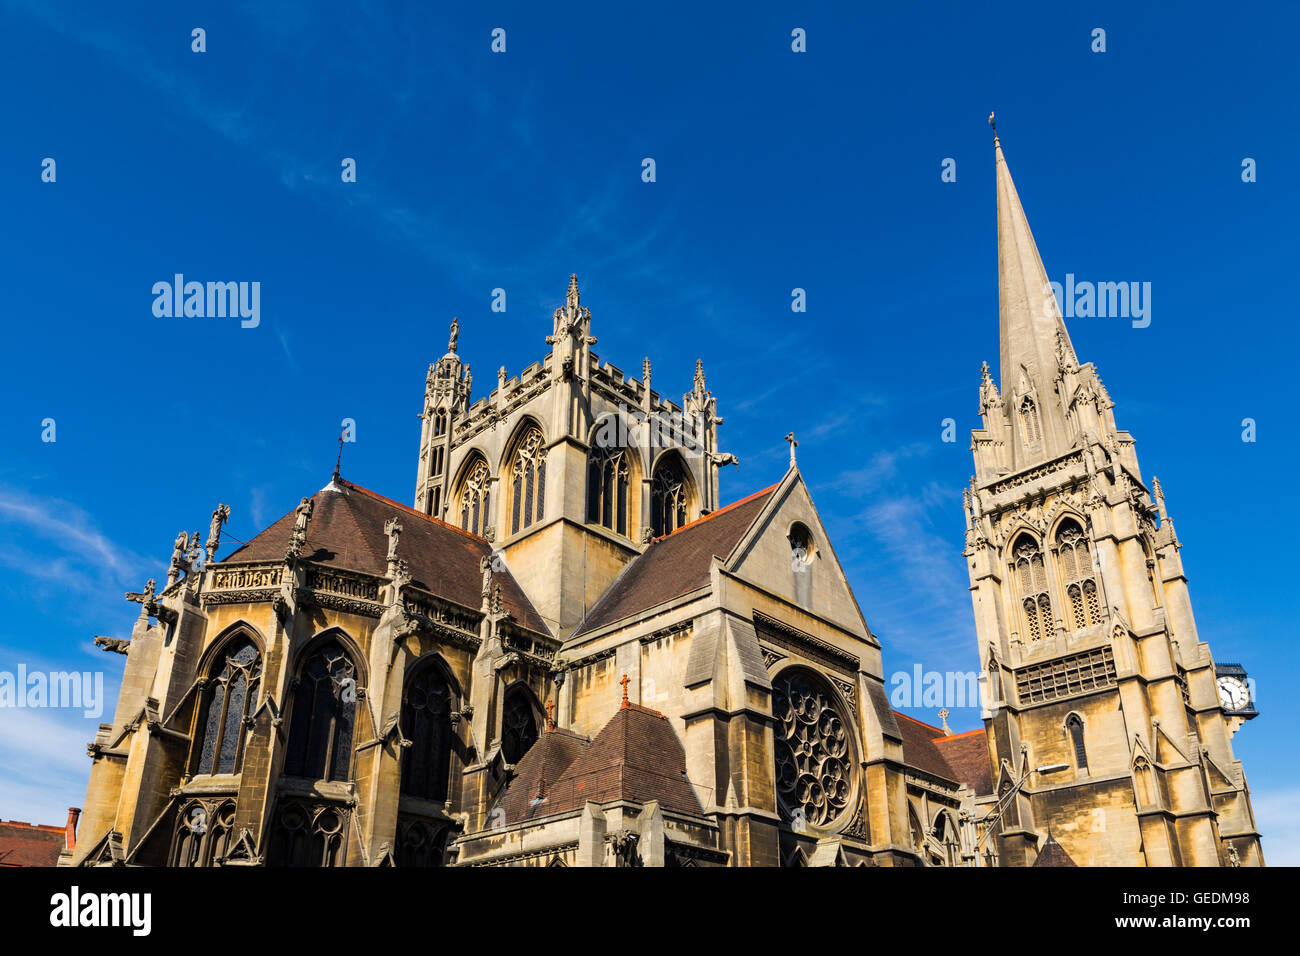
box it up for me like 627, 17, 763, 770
725, 471, 872, 640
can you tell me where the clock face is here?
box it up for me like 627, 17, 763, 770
1217, 676, 1250, 711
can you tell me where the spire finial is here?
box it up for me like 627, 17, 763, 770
939, 708, 952, 735
567, 273, 579, 310
618, 673, 631, 709
988, 110, 998, 143
334, 429, 345, 480
545, 698, 556, 731
785, 432, 798, 468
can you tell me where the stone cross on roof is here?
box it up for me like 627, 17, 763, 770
618, 673, 631, 709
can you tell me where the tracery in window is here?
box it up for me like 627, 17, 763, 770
170, 800, 236, 867
772, 668, 856, 829
650, 455, 690, 537
1020, 396, 1041, 445
395, 815, 450, 867
267, 800, 347, 867
401, 662, 455, 803
1056, 520, 1101, 629
509, 426, 547, 535
500, 686, 539, 765
196, 636, 261, 775
458, 457, 491, 536
587, 445, 630, 535
284, 639, 357, 782
1011, 535, 1053, 642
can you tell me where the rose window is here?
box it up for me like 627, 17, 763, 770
773, 669, 856, 828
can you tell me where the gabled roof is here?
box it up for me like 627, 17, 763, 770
221, 476, 549, 634
0, 821, 65, 867
893, 713, 993, 795
491, 727, 592, 826
1033, 832, 1078, 867
894, 712, 959, 782
574, 485, 776, 636
489, 702, 704, 825
934, 728, 994, 797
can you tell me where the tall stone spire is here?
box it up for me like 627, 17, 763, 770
994, 130, 1077, 398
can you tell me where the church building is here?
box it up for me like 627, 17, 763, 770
64, 132, 1262, 867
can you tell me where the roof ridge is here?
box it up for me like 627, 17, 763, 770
893, 710, 947, 736
651, 482, 778, 543
339, 478, 488, 544
935, 727, 986, 742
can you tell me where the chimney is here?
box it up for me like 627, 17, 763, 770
65, 807, 81, 850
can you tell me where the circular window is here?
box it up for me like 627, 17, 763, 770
772, 668, 856, 828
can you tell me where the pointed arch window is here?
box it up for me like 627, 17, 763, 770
509, 426, 547, 535
1066, 714, 1088, 772
400, 662, 455, 803
500, 686, 539, 765
195, 636, 261, 775
171, 800, 236, 867
1011, 535, 1053, 643
1134, 757, 1154, 807
1020, 396, 1041, 445
433, 410, 447, 437
458, 458, 491, 537
284, 639, 357, 782
1056, 520, 1101, 630
587, 446, 630, 536
651, 456, 690, 537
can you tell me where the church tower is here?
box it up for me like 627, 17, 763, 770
964, 126, 1263, 866
413, 276, 729, 642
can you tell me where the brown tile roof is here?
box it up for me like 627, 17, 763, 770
489, 702, 704, 824
1033, 833, 1078, 867
221, 477, 549, 635
894, 711, 958, 782
934, 728, 993, 796
574, 485, 776, 635
0, 821, 66, 867
491, 728, 592, 826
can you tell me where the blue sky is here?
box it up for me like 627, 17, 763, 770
1, 1, 1296, 861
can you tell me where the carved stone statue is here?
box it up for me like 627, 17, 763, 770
384, 517, 403, 564
448, 317, 459, 353
205, 504, 230, 564
286, 496, 313, 560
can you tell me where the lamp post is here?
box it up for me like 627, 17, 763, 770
975, 762, 1069, 857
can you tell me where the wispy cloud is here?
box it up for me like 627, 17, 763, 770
0, 486, 150, 586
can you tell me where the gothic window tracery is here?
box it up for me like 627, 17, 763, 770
1011, 535, 1053, 643
772, 668, 856, 829
1020, 396, 1041, 446
587, 445, 630, 536
500, 686, 539, 765
400, 662, 455, 803
195, 636, 261, 775
650, 455, 689, 537
1056, 520, 1101, 629
395, 815, 450, 867
458, 457, 491, 536
284, 639, 357, 782
267, 800, 348, 867
509, 426, 547, 535
170, 800, 236, 867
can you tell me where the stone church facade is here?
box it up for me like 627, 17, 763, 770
64, 135, 1262, 868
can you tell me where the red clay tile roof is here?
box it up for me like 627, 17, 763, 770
222, 477, 549, 634
490, 703, 704, 824
1033, 833, 1078, 867
574, 486, 776, 635
0, 821, 66, 867
894, 711, 959, 782
933, 728, 993, 796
